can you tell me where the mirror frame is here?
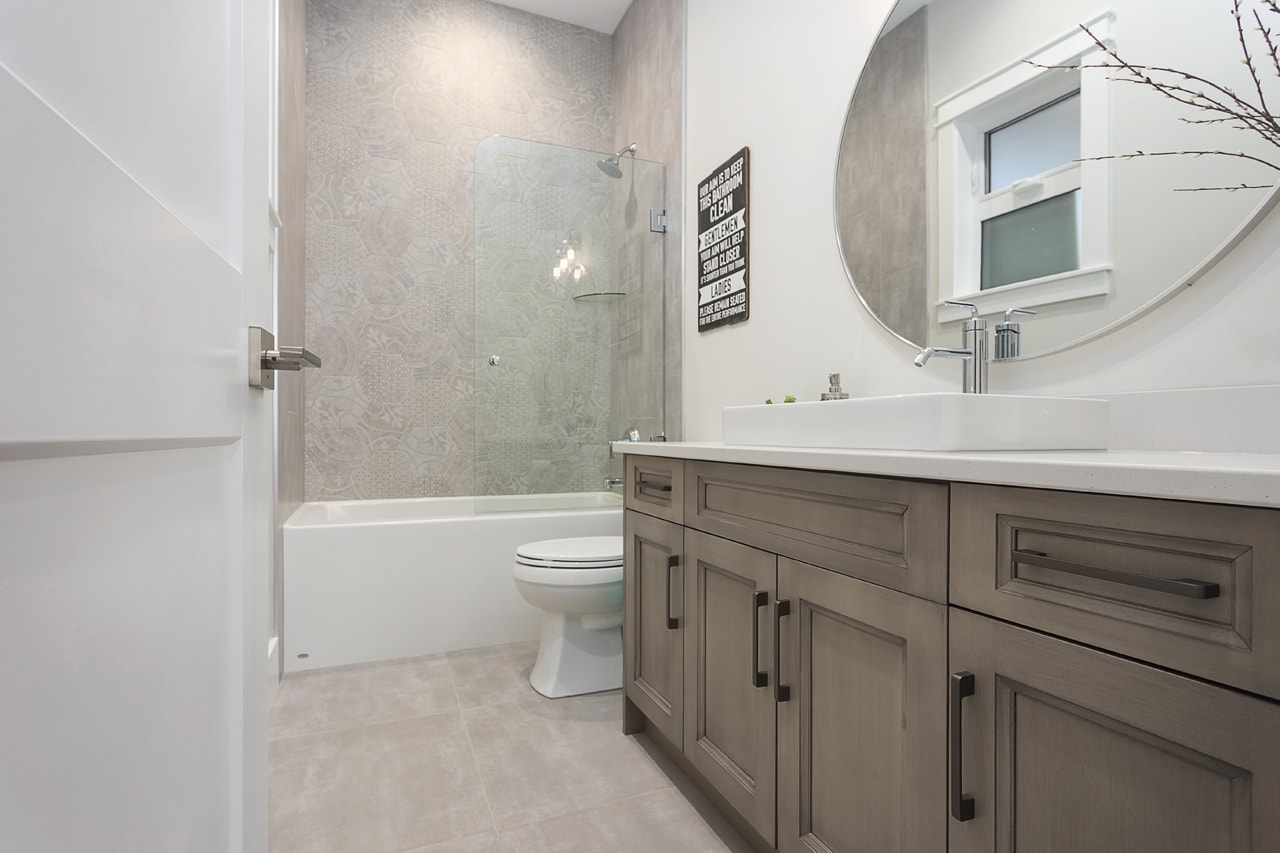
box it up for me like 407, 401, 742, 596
833, 2, 1280, 360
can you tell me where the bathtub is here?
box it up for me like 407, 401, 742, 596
283, 492, 623, 672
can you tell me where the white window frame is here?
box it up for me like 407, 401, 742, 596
935, 11, 1114, 323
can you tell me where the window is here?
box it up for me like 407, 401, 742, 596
934, 13, 1113, 322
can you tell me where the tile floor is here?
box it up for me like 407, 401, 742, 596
268, 641, 755, 853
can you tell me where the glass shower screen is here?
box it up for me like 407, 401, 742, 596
473, 137, 665, 500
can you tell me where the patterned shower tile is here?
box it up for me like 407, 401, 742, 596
310, 121, 371, 178
308, 270, 367, 312
309, 172, 373, 223
355, 106, 412, 158
306, 0, 628, 502
402, 328, 461, 381
308, 67, 368, 128
309, 219, 369, 278
355, 255, 416, 305
394, 137, 453, 190
356, 211, 408, 263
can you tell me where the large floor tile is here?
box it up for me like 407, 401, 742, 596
500, 787, 755, 853
463, 691, 674, 831
269, 712, 493, 853
404, 831, 515, 853
446, 641, 539, 709
269, 655, 459, 739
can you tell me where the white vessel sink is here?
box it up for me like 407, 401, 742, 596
722, 393, 1109, 452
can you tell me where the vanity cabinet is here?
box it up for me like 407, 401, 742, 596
948, 607, 1280, 852
625, 457, 950, 852
624, 453, 1280, 852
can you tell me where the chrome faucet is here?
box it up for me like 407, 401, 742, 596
993, 308, 1036, 361
608, 426, 642, 459
914, 301, 988, 393
605, 477, 624, 488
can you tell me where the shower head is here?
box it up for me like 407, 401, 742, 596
597, 143, 638, 178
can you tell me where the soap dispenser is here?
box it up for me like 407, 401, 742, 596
820, 373, 849, 401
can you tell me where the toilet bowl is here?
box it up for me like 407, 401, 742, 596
513, 536, 624, 698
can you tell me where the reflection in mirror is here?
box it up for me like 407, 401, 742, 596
837, 0, 1280, 357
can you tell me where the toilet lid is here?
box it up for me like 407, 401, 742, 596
516, 536, 624, 569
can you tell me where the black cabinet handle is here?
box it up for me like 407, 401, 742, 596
950, 671, 975, 822
637, 481, 673, 498
1012, 549, 1220, 600
774, 599, 791, 703
751, 591, 769, 688
665, 555, 680, 630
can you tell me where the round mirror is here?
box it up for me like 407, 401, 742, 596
836, 0, 1280, 357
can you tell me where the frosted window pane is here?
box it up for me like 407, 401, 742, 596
981, 191, 1079, 290
987, 93, 1080, 191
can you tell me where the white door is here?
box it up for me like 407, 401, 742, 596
0, 2, 275, 851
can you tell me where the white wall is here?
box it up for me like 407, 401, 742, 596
683, 0, 1280, 440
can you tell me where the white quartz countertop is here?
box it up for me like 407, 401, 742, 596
617, 442, 1280, 509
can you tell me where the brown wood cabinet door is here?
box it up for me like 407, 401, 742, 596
684, 529, 778, 844
623, 510, 684, 748
949, 608, 1280, 853
777, 557, 947, 853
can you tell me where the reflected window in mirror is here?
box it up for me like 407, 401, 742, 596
986, 92, 1080, 192
981, 93, 1082, 289
935, 13, 1113, 323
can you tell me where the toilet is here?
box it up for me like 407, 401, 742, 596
512, 536, 625, 698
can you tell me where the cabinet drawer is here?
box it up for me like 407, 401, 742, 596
951, 483, 1280, 701
624, 455, 684, 524
685, 461, 949, 602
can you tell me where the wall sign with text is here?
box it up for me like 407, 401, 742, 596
696, 147, 749, 332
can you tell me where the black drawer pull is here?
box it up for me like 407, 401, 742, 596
751, 591, 769, 688
665, 554, 680, 630
774, 599, 791, 703
1012, 549, 1220, 600
637, 481, 673, 498
950, 671, 975, 822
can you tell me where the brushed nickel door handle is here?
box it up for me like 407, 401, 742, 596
248, 326, 322, 390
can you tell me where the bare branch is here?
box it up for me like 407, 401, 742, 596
1025, 4, 1280, 190
1075, 148, 1280, 171
1235, 0, 1277, 131
1173, 184, 1274, 191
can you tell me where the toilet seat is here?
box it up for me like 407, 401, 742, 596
515, 536, 623, 569
512, 535, 625, 698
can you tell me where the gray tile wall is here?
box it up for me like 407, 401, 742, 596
612, 0, 684, 440
837, 9, 928, 346
304, 0, 614, 500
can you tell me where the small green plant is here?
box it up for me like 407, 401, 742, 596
764, 395, 798, 404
